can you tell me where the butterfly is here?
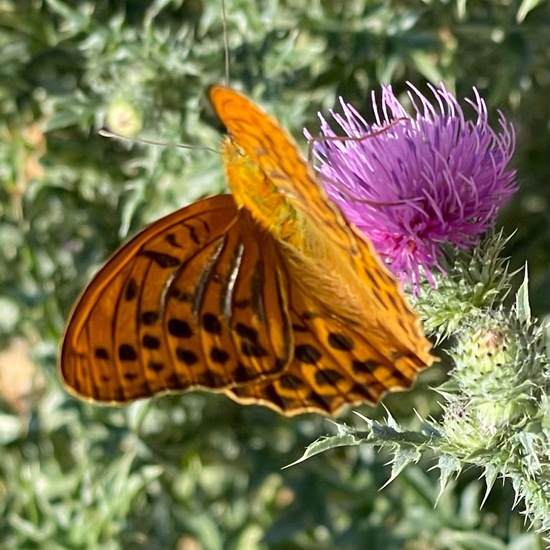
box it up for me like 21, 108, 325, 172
59, 86, 434, 416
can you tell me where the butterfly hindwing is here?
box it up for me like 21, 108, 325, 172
226, 281, 426, 415
61, 195, 293, 402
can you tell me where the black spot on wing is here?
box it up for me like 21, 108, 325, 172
176, 348, 199, 365
235, 323, 259, 343
364, 268, 381, 291
241, 342, 268, 358
142, 334, 160, 350
233, 362, 261, 381
314, 368, 344, 387
279, 374, 305, 390
182, 223, 200, 244
202, 313, 222, 335
249, 260, 266, 322
352, 359, 379, 374
141, 311, 159, 325
168, 318, 193, 338
198, 370, 227, 387
141, 250, 181, 268
295, 344, 322, 364
125, 278, 138, 301
327, 332, 354, 351
148, 361, 165, 372
305, 391, 335, 413
210, 347, 230, 364
118, 344, 137, 361
165, 233, 181, 248
95, 347, 109, 360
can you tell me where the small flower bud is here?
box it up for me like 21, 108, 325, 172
106, 99, 143, 137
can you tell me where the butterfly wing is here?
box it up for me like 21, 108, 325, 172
209, 85, 359, 253
60, 194, 292, 403
226, 281, 426, 416
210, 86, 433, 382
61, 86, 433, 416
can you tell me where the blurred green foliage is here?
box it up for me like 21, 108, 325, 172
0, 0, 548, 548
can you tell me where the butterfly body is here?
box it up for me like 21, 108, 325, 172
60, 86, 433, 415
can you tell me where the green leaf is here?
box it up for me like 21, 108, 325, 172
283, 431, 362, 469
516, 0, 545, 22
516, 266, 531, 322
382, 447, 421, 488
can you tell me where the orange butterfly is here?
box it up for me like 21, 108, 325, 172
60, 86, 434, 416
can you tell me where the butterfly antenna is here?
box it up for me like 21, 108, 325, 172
98, 129, 218, 154
307, 117, 421, 207
221, 0, 230, 86
307, 116, 409, 164
313, 169, 422, 207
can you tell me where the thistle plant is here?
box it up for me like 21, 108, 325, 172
296, 85, 550, 535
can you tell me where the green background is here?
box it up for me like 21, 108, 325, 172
0, 0, 548, 548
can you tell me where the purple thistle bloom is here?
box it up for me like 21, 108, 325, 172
307, 83, 517, 289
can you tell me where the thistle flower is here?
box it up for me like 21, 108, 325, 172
308, 83, 517, 289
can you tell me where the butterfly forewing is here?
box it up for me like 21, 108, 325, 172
209, 86, 361, 257
61, 195, 292, 402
